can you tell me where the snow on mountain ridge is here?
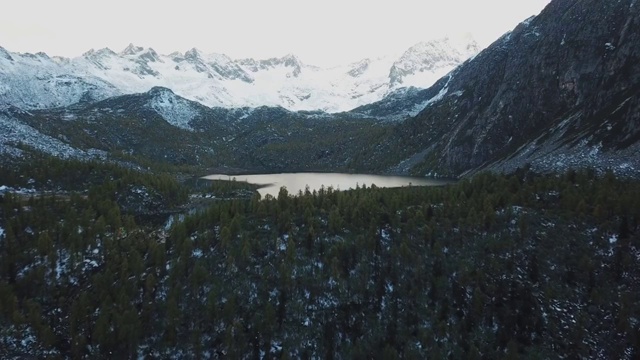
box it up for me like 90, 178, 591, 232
147, 87, 199, 130
389, 35, 480, 87
0, 49, 121, 109
138, 48, 163, 63
0, 36, 480, 112
121, 43, 144, 56
0, 112, 105, 159
0, 46, 13, 61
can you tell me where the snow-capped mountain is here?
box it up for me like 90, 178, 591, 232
0, 48, 119, 110
0, 36, 479, 112
389, 34, 479, 87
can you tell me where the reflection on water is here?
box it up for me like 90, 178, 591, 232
203, 172, 451, 198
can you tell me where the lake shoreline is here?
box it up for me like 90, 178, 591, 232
202, 172, 454, 198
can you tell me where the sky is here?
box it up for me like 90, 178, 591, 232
0, 0, 551, 67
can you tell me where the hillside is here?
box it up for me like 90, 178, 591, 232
0, 87, 390, 173
1, 159, 638, 358
361, 0, 640, 178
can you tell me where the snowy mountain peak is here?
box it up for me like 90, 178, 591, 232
282, 53, 302, 65
185, 48, 203, 60
121, 43, 144, 56
180, 48, 211, 74
347, 58, 372, 77
440, 33, 479, 53
98, 47, 117, 57
199, 53, 254, 83
145, 87, 199, 130
248, 54, 304, 76
83, 47, 116, 59
148, 86, 175, 96
206, 52, 232, 63
0, 38, 481, 112
241, 53, 301, 67
138, 48, 162, 63
401, 36, 479, 64
0, 46, 13, 61
388, 35, 479, 87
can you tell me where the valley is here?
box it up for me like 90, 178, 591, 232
1, 0, 640, 358
203, 172, 451, 198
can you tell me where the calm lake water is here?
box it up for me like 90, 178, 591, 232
203, 172, 452, 198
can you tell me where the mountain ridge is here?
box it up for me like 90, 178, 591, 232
0, 36, 479, 112
2, 0, 639, 179
362, 0, 640, 178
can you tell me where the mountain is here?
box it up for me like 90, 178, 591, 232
363, 0, 640, 178
389, 34, 479, 87
0, 105, 101, 159
0, 37, 479, 112
4, 0, 638, 180
0, 87, 246, 165
0, 47, 119, 109
348, 86, 440, 121
0, 87, 392, 173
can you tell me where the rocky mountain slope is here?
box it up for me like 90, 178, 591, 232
2, 0, 638, 180
0, 36, 478, 113
0, 87, 390, 172
365, 0, 640, 178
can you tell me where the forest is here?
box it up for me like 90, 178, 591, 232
0, 157, 639, 359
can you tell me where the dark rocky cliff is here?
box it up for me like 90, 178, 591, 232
372, 0, 640, 177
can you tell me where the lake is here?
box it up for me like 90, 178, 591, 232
203, 172, 451, 198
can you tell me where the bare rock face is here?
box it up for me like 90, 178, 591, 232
376, 0, 640, 177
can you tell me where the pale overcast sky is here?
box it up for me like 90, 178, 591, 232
0, 0, 550, 66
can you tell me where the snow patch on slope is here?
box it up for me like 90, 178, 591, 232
0, 114, 106, 159
147, 88, 198, 130
405, 73, 453, 117
421, 84, 449, 109
0, 51, 119, 109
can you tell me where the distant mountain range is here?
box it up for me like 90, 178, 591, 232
0, 35, 479, 112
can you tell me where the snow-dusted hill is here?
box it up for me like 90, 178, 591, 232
0, 106, 106, 159
0, 36, 479, 112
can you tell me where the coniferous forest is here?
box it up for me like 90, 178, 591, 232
0, 156, 639, 359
